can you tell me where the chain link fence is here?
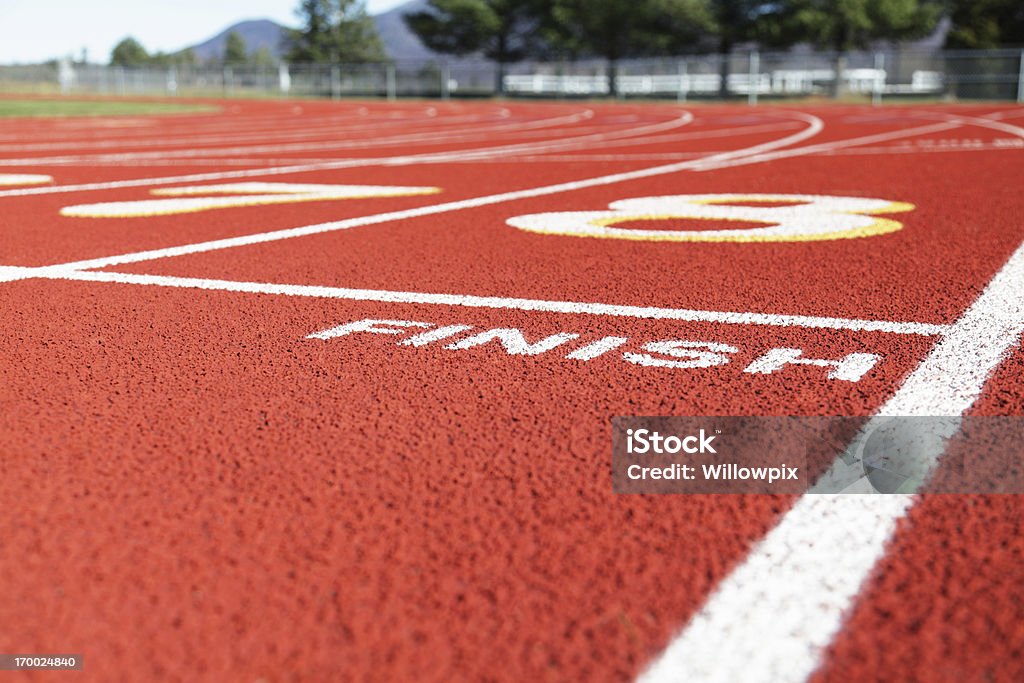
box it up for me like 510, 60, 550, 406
3, 48, 1022, 103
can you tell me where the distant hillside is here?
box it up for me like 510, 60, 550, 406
374, 0, 434, 61
184, 2, 436, 63
184, 2, 948, 66
189, 19, 287, 62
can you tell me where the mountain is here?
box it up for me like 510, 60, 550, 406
188, 19, 287, 62
373, 0, 434, 62
184, 2, 435, 63
182, 5, 951, 65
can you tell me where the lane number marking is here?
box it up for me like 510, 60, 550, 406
507, 193, 915, 242
60, 182, 441, 218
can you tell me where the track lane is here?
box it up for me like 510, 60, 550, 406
1, 100, 1022, 683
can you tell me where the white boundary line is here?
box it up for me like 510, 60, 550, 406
691, 119, 960, 170
0, 104, 511, 144
0, 108, 500, 153
47, 134, 1024, 169
638, 239, 1024, 683
0, 110, 434, 151
824, 141, 1024, 156
0, 108, 599, 165
0, 109, 684, 199
916, 110, 1024, 139
19, 269, 948, 336
694, 108, 1024, 172
2, 111, 820, 275
0, 122, 802, 169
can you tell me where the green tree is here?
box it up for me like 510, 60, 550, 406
782, 0, 943, 96
251, 46, 279, 68
173, 48, 198, 67
700, 1, 790, 98
404, 0, 546, 94
550, 0, 707, 96
110, 37, 150, 67
650, 0, 716, 55
551, 0, 644, 97
224, 31, 249, 65
945, 0, 1024, 48
287, 0, 387, 63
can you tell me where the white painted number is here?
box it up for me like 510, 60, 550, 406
0, 174, 53, 186
507, 193, 915, 242
60, 182, 441, 218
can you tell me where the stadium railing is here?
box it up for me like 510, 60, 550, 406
3, 48, 1022, 103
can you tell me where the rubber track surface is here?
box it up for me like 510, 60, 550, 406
0, 98, 1021, 682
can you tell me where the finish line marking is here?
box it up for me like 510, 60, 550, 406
19, 269, 951, 336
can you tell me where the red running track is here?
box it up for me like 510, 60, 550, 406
0, 97, 1022, 682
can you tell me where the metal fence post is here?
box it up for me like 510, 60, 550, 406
330, 65, 341, 99
873, 52, 884, 106
677, 58, 688, 103
1018, 48, 1024, 104
386, 63, 397, 101
278, 63, 291, 97
748, 50, 759, 106
441, 61, 450, 100
57, 57, 74, 95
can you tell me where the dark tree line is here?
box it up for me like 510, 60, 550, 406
112, 0, 1024, 92
110, 32, 276, 69
285, 0, 387, 63
403, 0, 1022, 95
109, 37, 198, 68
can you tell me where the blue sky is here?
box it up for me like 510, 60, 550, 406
0, 0, 408, 64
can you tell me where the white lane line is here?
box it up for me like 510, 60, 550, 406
916, 109, 1024, 140
692, 119, 960, 171
985, 109, 1024, 121
823, 141, 1024, 156
0, 265, 40, 282
431, 120, 802, 163
876, 242, 1024, 416
637, 240, 1024, 683
440, 153, 713, 163
27, 269, 949, 335
0, 113, 412, 152
449, 140, 1021, 163
5, 112, 814, 273
0, 109, 677, 199
639, 495, 916, 683
0, 109, 499, 153
0, 122, 801, 169
678, 108, 1024, 164
0, 104, 386, 138
0, 119, 791, 167
0, 109, 598, 165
